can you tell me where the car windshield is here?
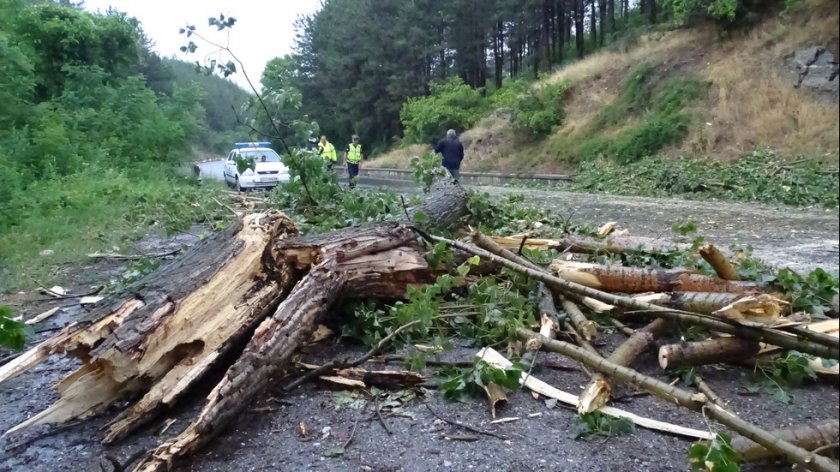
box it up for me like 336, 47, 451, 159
240, 150, 281, 163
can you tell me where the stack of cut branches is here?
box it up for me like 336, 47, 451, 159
442, 231, 839, 472
1, 183, 837, 472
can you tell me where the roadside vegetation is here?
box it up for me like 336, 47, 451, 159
0, 1, 246, 292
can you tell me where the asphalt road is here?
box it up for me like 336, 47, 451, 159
197, 160, 839, 273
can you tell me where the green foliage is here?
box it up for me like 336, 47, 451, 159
573, 148, 840, 208
747, 351, 819, 404
466, 192, 596, 238
572, 411, 635, 440
0, 306, 27, 351
688, 433, 740, 472
774, 268, 839, 317
270, 150, 404, 232
400, 77, 485, 144
493, 80, 572, 136
441, 359, 522, 402
0, 1, 235, 292
410, 152, 449, 193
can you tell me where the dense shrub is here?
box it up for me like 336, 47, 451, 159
400, 77, 486, 144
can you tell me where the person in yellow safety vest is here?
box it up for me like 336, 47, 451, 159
318, 135, 337, 170
344, 134, 362, 188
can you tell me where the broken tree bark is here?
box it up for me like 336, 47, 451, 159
729, 419, 839, 463
517, 329, 838, 472
1, 183, 467, 472
550, 260, 766, 294
132, 184, 468, 472
699, 243, 739, 280
433, 235, 839, 359
658, 338, 762, 370
2, 212, 300, 442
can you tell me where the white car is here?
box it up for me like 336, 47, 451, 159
223, 142, 290, 191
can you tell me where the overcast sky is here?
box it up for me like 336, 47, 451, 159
84, 0, 322, 91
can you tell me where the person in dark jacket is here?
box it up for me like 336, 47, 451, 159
434, 129, 464, 184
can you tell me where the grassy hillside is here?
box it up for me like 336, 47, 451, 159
371, 0, 839, 174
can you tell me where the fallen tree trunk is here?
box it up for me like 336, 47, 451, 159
658, 338, 761, 370
1, 183, 468, 472
550, 260, 767, 294
730, 419, 839, 463
3, 212, 300, 441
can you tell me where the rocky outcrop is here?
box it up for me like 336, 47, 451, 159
787, 47, 839, 102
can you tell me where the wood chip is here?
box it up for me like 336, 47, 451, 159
489, 417, 520, 424
25, 307, 61, 325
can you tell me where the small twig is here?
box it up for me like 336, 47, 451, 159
87, 249, 181, 261
517, 235, 529, 256
213, 197, 239, 216
371, 355, 475, 368
343, 403, 368, 450
811, 442, 839, 456
283, 319, 423, 391
610, 318, 636, 337
695, 375, 731, 414
400, 195, 411, 220
424, 403, 508, 440
100, 448, 147, 472
374, 396, 392, 435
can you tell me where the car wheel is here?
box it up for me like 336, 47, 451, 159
235, 177, 242, 193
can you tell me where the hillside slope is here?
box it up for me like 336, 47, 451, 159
371, 1, 839, 173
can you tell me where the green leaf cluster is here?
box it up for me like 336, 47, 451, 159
0, 306, 27, 351
747, 350, 820, 404
572, 411, 635, 440
441, 359, 522, 402
688, 433, 740, 472
774, 268, 839, 317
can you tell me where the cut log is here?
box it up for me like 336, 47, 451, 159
489, 235, 691, 255
634, 292, 743, 315
561, 297, 598, 341
699, 244, 740, 280
658, 338, 762, 370
550, 260, 767, 294
730, 419, 839, 463
578, 318, 669, 413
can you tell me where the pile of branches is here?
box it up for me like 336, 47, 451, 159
0, 182, 837, 472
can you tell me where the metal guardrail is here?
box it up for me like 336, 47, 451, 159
332, 165, 574, 186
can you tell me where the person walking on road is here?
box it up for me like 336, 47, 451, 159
318, 135, 337, 170
434, 129, 464, 184
344, 134, 363, 188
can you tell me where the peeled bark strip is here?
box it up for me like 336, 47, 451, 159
658, 338, 762, 370
550, 260, 766, 294
578, 318, 669, 413
699, 243, 740, 280
730, 419, 839, 463
517, 329, 838, 472
561, 297, 598, 341
3, 212, 299, 438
